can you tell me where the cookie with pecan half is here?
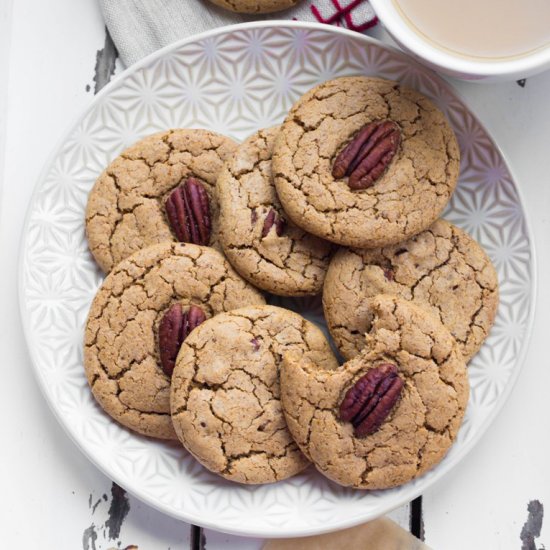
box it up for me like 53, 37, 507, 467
86, 129, 237, 272
280, 295, 469, 490
84, 242, 264, 440
273, 76, 460, 248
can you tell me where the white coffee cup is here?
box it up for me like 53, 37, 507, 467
369, 0, 550, 82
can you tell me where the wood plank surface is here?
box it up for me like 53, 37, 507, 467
2, 1, 549, 549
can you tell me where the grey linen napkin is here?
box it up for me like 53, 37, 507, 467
99, 0, 377, 66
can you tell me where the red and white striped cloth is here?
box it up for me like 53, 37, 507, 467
100, 0, 378, 66
308, 0, 378, 32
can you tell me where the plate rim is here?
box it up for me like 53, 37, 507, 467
17, 20, 538, 538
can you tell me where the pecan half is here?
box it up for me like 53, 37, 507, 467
261, 208, 285, 238
332, 120, 401, 190
339, 363, 403, 437
158, 304, 206, 377
165, 178, 211, 245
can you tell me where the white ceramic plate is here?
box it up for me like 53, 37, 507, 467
19, 22, 535, 537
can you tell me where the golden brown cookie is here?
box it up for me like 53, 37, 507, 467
323, 219, 499, 362
84, 242, 265, 440
280, 295, 469, 490
217, 127, 332, 296
86, 129, 237, 272
170, 305, 338, 484
206, 0, 301, 13
272, 76, 460, 248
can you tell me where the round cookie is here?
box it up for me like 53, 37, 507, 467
280, 295, 469, 490
217, 127, 332, 296
272, 76, 460, 248
206, 0, 301, 14
84, 242, 265, 440
170, 305, 338, 484
86, 129, 237, 272
323, 219, 499, 362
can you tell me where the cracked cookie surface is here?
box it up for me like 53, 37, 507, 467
218, 127, 332, 296
86, 129, 237, 272
207, 0, 300, 13
323, 219, 499, 362
84, 242, 265, 440
280, 295, 469, 490
170, 305, 338, 484
272, 76, 460, 248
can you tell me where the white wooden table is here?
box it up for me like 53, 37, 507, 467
1, 1, 549, 548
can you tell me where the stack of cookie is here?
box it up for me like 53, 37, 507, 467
83, 76, 498, 490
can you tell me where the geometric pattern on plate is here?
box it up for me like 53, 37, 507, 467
20, 22, 535, 537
